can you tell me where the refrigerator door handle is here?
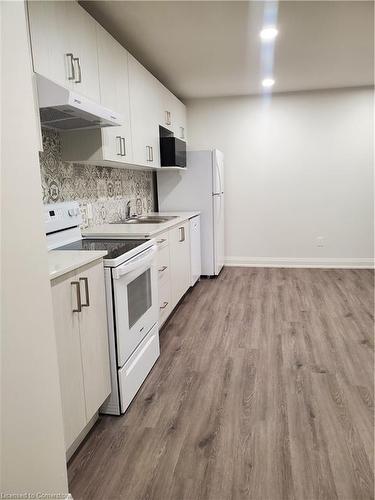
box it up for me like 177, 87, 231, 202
214, 151, 223, 195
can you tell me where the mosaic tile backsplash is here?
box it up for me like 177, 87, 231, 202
39, 130, 154, 228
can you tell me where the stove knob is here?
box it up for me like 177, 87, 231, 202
68, 209, 74, 216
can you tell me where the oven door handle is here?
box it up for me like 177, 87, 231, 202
112, 245, 157, 279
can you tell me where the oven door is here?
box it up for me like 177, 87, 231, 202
112, 245, 158, 367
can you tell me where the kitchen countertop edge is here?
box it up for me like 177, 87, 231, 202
82, 211, 201, 239
49, 250, 108, 281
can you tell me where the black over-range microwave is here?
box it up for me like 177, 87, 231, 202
159, 126, 186, 168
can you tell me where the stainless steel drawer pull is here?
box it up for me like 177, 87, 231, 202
158, 266, 168, 273
121, 137, 126, 156
179, 226, 185, 242
73, 57, 82, 84
150, 146, 154, 162
160, 301, 169, 310
66, 53, 75, 81
146, 146, 151, 161
157, 238, 166, 244
180, 126, 185, 139
116, 136, 122, 156
79, 277, 90, 307
71, 281, 81, 313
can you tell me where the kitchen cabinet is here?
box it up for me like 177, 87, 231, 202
158, 82, 187, 141
169, 222, 191, 309
96, 25, 132, 164
128, 54, 161, 168
189, 215, 201, 285
156, 236, 172, 325
27, 0, 100, 102
51, 259, 110, 452
28, 0, 187, 170
61, 26, 133, 166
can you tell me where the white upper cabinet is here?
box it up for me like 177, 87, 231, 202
128, 54, 161, 168
28, 1, 72, 89
29, 0, 187, 169
96, 25, 132, 163
67, 2, 100, 102
158, 82, 187, 141
28, 1, 100, 102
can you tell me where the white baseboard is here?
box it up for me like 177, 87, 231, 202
224, 256, 374, 269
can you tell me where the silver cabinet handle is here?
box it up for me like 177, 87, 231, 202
160, 301, 169, 310
179, 226, 185, 242
146, 146, 154, 162
165, 111, 171, 126
158, 265, 168, 273
116, 136, 122, 156
66, 53, 75, 81
157, 238, 166, 244
180, 126, 185, 139
79, 277, 90, 307
121, 137, 126, 156
71, 281, 82, 313
73, 57, 82, 83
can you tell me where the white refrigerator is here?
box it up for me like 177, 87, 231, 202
157, 149, 224, 276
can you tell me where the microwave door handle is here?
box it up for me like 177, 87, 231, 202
112, 245, 157, 279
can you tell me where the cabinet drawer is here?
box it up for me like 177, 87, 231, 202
159, 275, 172, 325
118, 323, 160, 413
155, 232, 169, 249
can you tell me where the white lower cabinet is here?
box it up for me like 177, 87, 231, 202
169, 222, 191, 309
51, 259, 111, 452
155, 221, 193, 325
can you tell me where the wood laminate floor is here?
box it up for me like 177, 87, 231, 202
68, 267, 374, 500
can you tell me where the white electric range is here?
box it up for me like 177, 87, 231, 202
45, 201, 160, 415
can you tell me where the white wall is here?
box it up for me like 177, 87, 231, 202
1, 1, 69, 495
187, 87, 374, 267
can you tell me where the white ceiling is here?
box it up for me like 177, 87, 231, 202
81, 1, 374, 100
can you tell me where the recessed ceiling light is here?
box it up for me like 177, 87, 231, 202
260, 26, 278, 41
262, 78, 275, 88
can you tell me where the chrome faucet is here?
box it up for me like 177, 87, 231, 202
126, 200, 131, 219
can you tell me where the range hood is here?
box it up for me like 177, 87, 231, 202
36, 74, 123, 131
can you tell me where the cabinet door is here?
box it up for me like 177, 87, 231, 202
97, 25, 132, 163
27, 1, 73, 89
67, 2, 100, 102
169, 222, 191, 308
159, 83, 173, 131
128, 54, 160, 168
157, 83, 187, 141
51, 271, 86, 451
78, 261, 111, 421
173, 97, 187, 141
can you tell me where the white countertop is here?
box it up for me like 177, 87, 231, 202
48, 250, 107, 281
82, 211, 200, 239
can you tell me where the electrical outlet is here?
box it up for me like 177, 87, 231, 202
317, 236, 324, 247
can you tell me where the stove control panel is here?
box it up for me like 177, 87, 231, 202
44, 201, 82, 235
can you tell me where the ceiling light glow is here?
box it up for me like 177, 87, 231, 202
260, 26, 278, 41
262, 78, 275, 88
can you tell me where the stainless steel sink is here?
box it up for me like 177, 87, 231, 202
110, 215, 178, 225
